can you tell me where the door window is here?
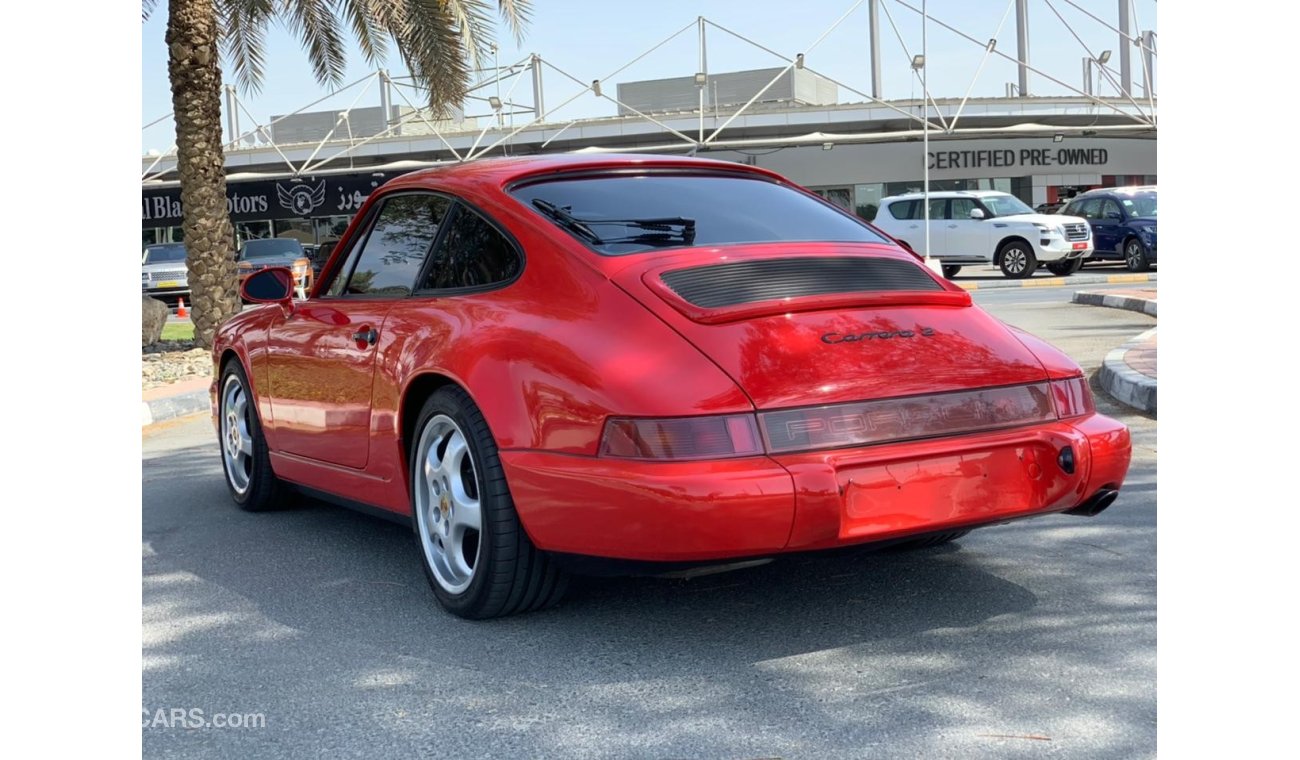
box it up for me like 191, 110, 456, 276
950, 198, 980, 220
927, 198, 948, 220
1075, 198, 1103, 220
340, 194, 451, 297
420, 206, 522, 291
1100, 199, 1124, 220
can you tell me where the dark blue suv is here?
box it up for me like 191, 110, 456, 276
1062, 187, 1157, 271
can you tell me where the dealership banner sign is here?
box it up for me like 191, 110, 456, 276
141, 171, 412, 226
927, 148, 1109, 170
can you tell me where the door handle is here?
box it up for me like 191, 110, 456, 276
352, 327, 378, 346
947, 224, 958, 228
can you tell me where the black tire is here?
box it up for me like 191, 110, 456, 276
998, 241, 1038, 279
1124, 237, 1151, 272
895, 530, 972, 550
409, 386, 567, 619
1046, 258, 1084, 276
941, 264, 962, 279
218, 360, 286, 512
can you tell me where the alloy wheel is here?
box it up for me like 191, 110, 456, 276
1004, 248, 1028, 274
1126, 240, 1145, 270
413, 415, 482, 594
220, 374, 253, 494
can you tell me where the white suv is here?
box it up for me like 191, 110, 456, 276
871, 191, 1094, 279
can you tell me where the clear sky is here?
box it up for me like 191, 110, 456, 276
141, 0, 1156, 153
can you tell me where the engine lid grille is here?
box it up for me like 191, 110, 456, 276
660, 257, 942, 309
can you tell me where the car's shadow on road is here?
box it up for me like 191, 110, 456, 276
144, 443, 1043, 679
144, 440, 1157, 757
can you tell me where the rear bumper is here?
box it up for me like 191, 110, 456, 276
501, 412, 1131, 562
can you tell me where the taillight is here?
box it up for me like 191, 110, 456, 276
1049, 376, 1095, 419
599, 414, 763, 460
759, 383, 1058, 454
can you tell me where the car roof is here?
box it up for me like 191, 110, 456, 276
879, 189, 1014, 202
1075, 185, 1157, 197
379, 153, 787, 193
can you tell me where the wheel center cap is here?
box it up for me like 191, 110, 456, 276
439, 492, 451, 517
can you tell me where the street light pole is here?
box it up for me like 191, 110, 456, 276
921, 0, 936, 272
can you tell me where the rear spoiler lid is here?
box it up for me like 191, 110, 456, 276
639, 255, 971, 325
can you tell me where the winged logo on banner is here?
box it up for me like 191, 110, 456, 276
276, 180, 328, 216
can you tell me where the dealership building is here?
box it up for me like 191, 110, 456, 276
141, 12, 1156, 248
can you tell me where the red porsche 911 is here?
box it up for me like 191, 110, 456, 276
213, 154, 1131, 619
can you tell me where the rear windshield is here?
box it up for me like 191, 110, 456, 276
511, 173, 888, 255
240, 238, 304, 259
142, 244, 187, 264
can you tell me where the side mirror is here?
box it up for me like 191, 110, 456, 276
241, 267, 294, 304
969, 207, 986, 220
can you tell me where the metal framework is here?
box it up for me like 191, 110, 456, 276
142, 1, 1157, 180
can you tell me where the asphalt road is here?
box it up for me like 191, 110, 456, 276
143, 284, 1156, 759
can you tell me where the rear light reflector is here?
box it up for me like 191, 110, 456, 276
599, 414, 764, 460
759, 383, 1057, 454
1049, 376, 1095, 419
600, 379, 1097, 459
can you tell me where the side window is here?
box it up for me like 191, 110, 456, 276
1101, 199, 1124, 220
420, 206, 522, 291
888, 200, 916, 220
1062, 201, 1079, 216
343, 194, 451, 297
1076, 198, 1103, 220
950, 198, 979, 220
928, 198, 948, 221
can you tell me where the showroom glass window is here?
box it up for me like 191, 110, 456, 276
338, 194, 451, 297
420, 206, 522, 290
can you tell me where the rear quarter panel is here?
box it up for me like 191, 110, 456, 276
357, 192, 755, 514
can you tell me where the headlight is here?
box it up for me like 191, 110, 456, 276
1139, 225, 1156, 235
1033, 223, 1063, 237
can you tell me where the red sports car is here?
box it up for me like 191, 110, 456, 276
213, 154, 1131, 619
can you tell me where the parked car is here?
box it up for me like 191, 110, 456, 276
237, 237, 313, 294
1061, 186, 1157, 271
213, 154, 1132, 619
141, 242, 189, 300
871, 190, 1094, 279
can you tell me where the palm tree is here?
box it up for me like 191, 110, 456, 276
143, 0, 531, 347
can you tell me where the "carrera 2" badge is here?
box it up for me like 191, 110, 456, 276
821, 327, 936, 344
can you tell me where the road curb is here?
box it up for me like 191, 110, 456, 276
957, 272, 1155, 291
1071, 290, 1157, 316
142, 389, 209, 427
1098, 327, 1157, 416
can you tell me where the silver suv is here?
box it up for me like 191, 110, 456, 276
871, 191, 1094, 279
141, 243, 189, 299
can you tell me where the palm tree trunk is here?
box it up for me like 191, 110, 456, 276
167, 0, 239, 348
